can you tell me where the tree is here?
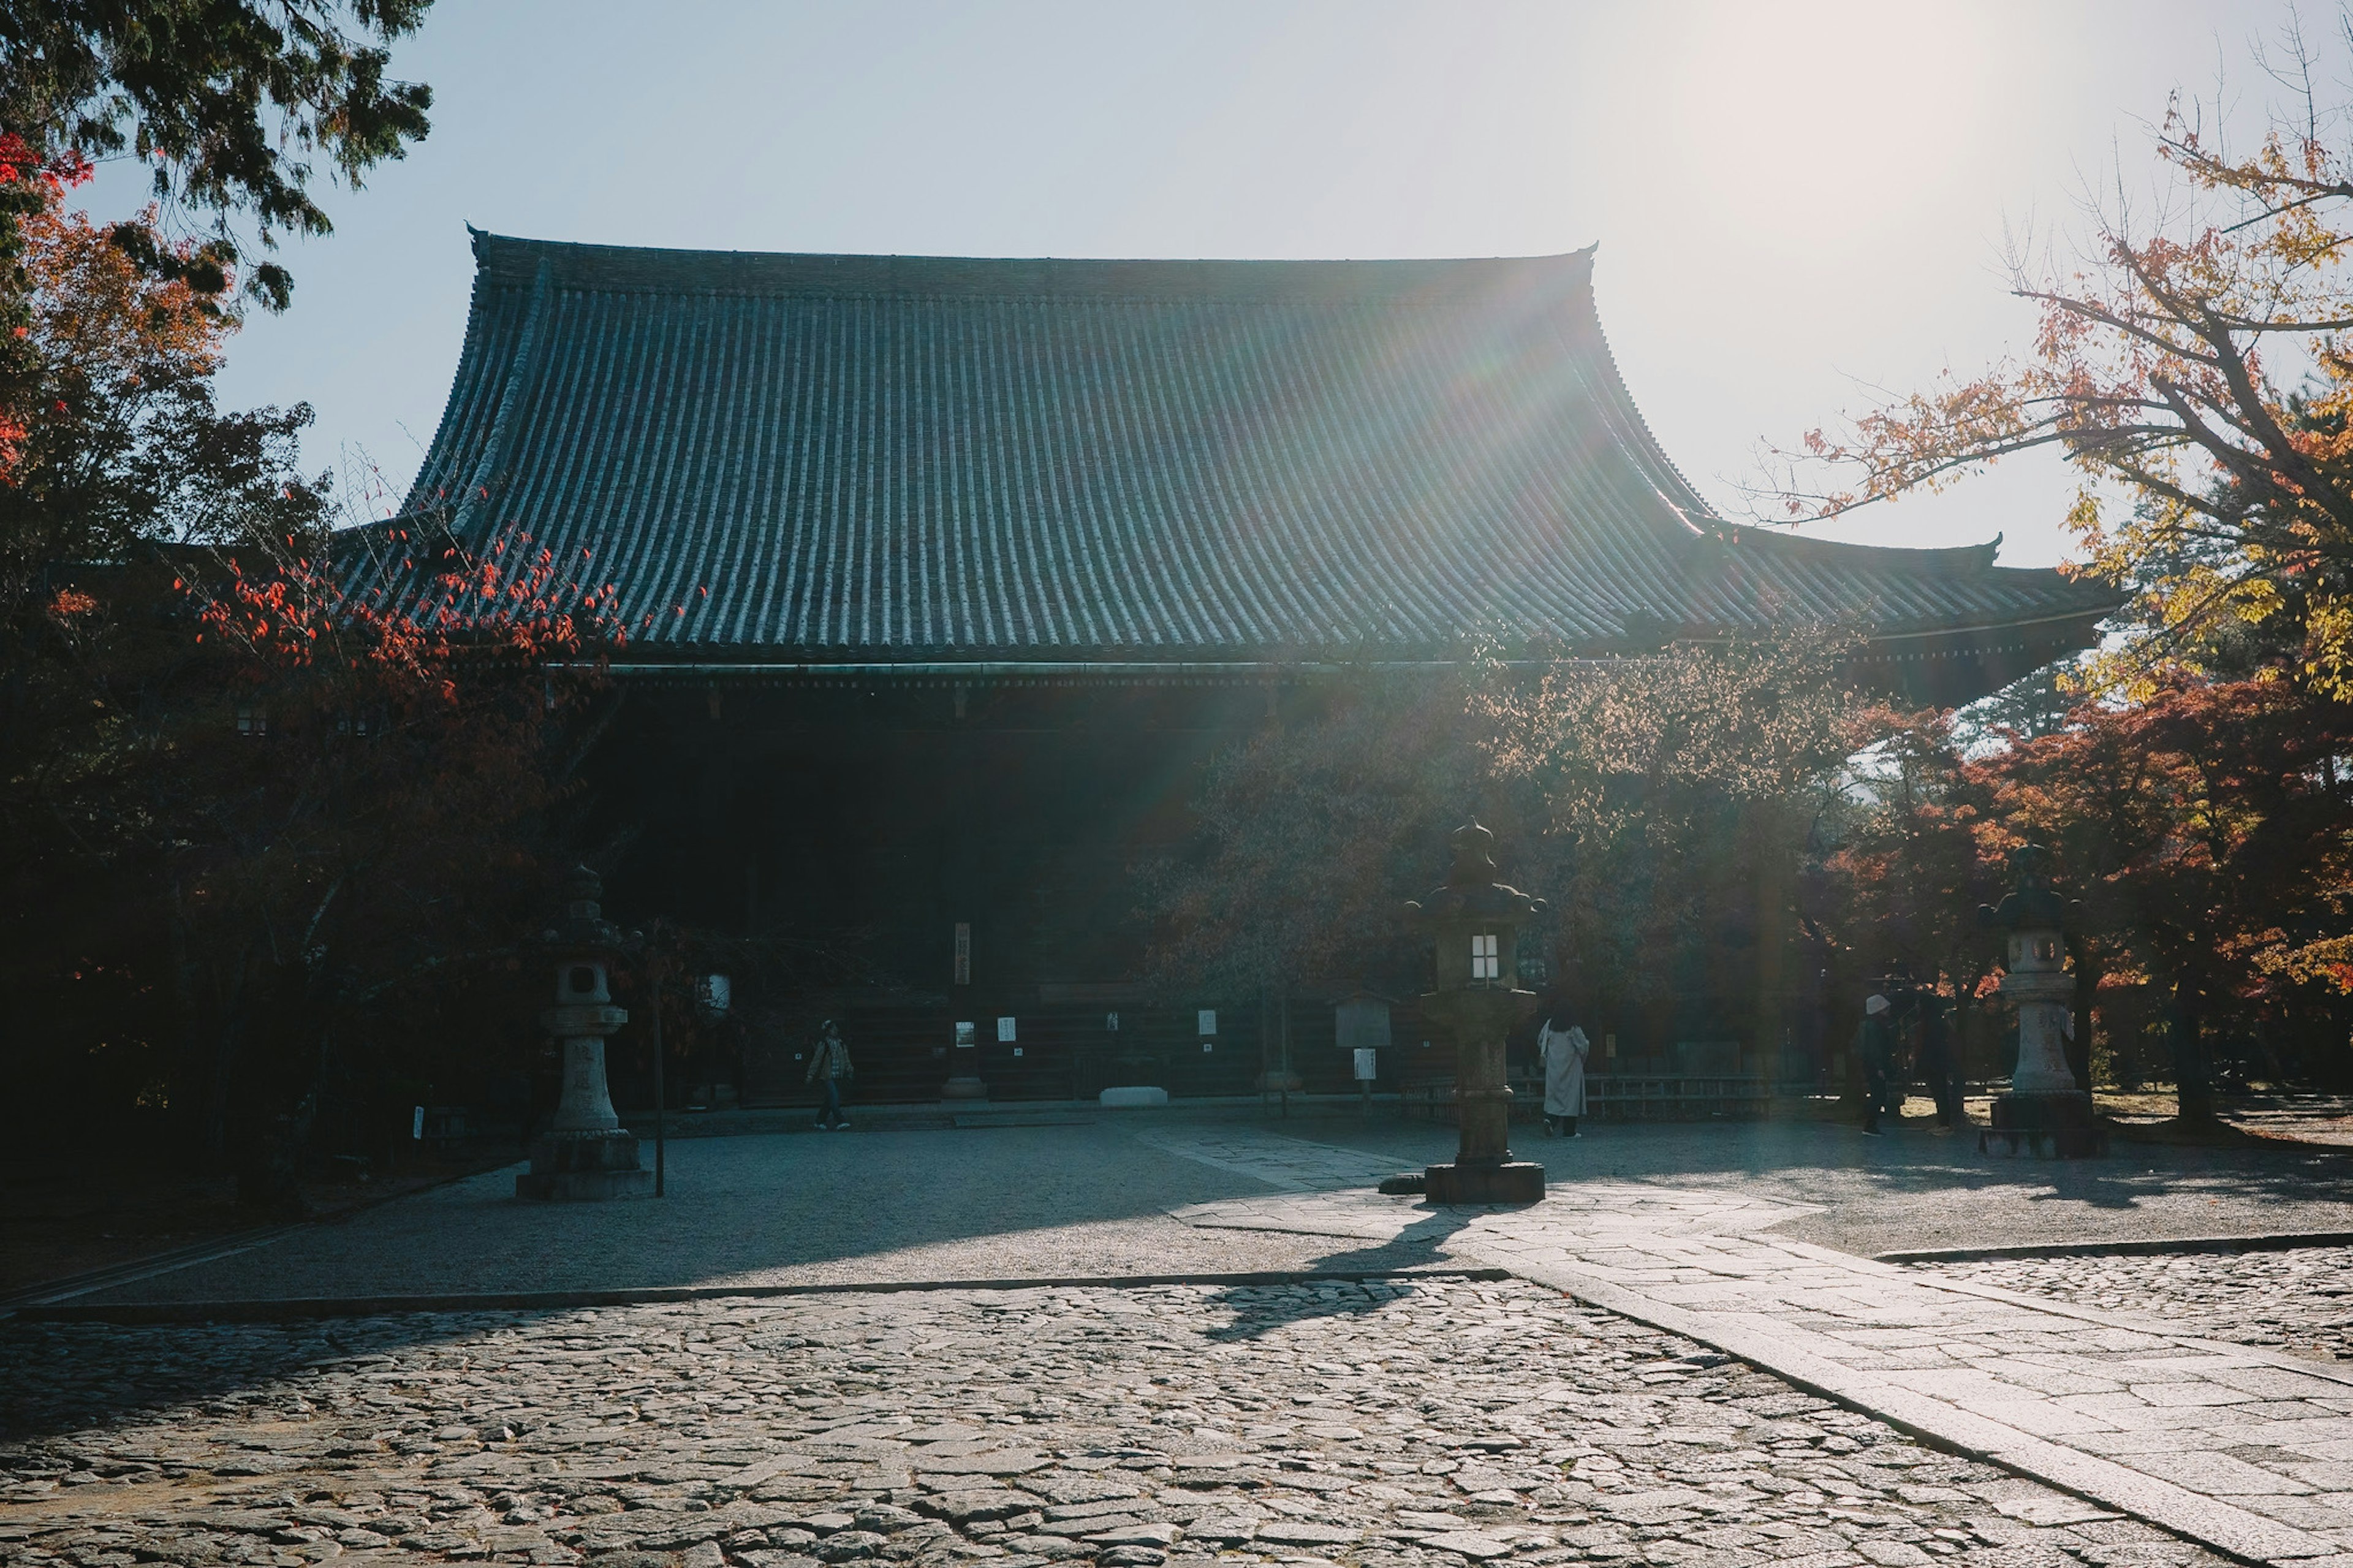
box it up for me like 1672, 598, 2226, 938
0, 2, 433, 502
1762, 27, 2353, 1124
1147, 634, 1872, 1074
0, 181, 320, 619
0, 133, 629, 1186
1979, 675, 2353, 1118
1768, 29, 2353, 699
1479, 632, 1867, 1036
1140, 670, 1493, 1001
0, 0, 434, 311
1817, 710, 2008, 1081
0, 174, 327, 888
7, 518, 624, 1192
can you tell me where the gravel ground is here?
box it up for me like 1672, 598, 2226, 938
0, 1276, 2216, 1568
1917, 1245, 2353, 1363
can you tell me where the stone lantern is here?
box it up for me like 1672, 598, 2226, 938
1978, 845, 2107, 1158
516, 866, 655, 1200
1405, 820, 1548, 1203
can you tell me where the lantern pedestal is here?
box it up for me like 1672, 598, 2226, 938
517, 1128, 654, 1200
1424, 1159, 1547, 1204
520, 1029, 654, 1199
1980, 1092, 2107, 1159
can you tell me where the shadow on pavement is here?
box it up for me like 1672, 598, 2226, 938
1295, 1112, 2353, 1258
1202, 1210, 1477, 1343
0, 1115, 1439, 1443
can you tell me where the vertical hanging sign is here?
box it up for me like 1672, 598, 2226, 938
954, 922, 971, 986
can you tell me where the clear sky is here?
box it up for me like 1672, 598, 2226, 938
108, 0, 2341, 568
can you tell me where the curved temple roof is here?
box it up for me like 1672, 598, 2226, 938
390, 231, 2113, 673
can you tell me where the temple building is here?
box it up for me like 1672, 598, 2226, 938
387, 231, 2115, 1102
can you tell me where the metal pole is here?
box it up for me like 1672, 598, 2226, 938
650, 963, 667, 1197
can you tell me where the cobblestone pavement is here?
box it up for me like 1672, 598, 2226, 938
26, 1120, 2353, 1567
1921, 1249, 2353, 1364
0, 1278, 2221, 1568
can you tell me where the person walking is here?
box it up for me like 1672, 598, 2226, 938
1538, 1012, 1590, 1137
1858, 993, 1894, 1135
806, 1019, 853, 1130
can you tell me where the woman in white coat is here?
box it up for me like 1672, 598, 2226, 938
1538, 1013, 1590, 1137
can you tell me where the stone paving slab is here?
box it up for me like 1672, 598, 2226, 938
1150, 1129, 2353, 1565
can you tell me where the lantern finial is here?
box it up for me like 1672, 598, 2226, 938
1446, 819, 1498, 884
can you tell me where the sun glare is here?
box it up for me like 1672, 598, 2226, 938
1660, 3, 2002, 248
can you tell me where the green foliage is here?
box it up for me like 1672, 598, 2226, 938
0, 0, 434, 309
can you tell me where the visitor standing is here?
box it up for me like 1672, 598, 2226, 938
806, 1020, 853, 1130
1919, 994, 1961, 1127
1858, 993, 1894, 1135
1538, 1013, 1590, 1137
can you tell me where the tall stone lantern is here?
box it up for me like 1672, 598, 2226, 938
516, 866, 656, 1200
1978, 845, 2107, 1158
1406, 820, 1548, 1204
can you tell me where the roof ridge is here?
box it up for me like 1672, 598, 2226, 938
465, 229, 1602, 303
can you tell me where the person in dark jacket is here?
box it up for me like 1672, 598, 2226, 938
1859, 993, 1895, 1135
1919, 995, 1962, 1127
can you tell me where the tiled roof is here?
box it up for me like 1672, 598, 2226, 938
389, 230, 2115, 661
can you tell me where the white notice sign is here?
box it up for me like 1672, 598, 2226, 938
997, 1015, 1017, 1042
1197, 1009, 1217, 1036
